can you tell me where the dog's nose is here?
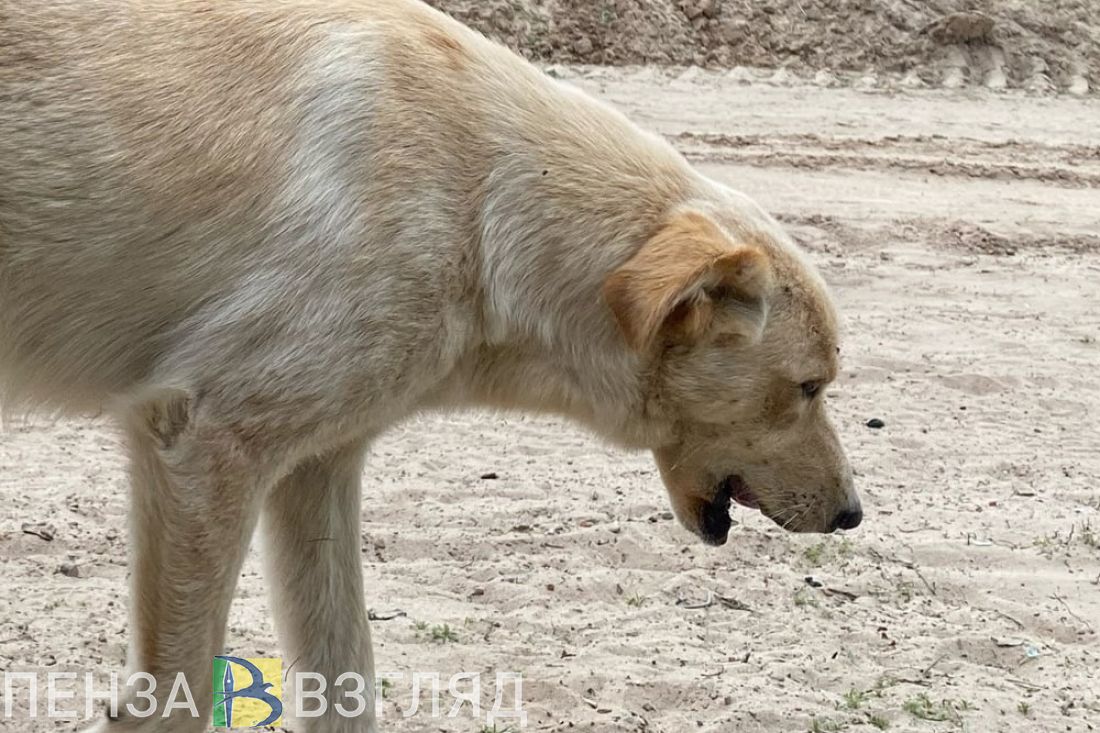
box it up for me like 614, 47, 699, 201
830, 507, 863, 532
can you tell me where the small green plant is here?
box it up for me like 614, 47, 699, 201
810, 717, 845, 733
842, 688, 868, 710
1033, 520, 1100, 557
804, 542, 827, 565
867, 714, 890, 730
413, 620, 459, 643
903, 693, 965, 723
625, 593, 645, 608
803, 538, 854, 567
379, 677, 393, 699
430, 624, 459, 643
872, 676, 896, 695
1033, 532, 1056, 554
1017, 700, 1031, 716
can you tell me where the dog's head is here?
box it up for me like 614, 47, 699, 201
604, 208, 858, 544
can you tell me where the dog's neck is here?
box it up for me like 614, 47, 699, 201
435, 81, 700, 447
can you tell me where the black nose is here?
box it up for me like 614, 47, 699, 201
830, 507, 863, 532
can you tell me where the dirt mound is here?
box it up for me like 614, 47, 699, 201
429, 0, 1097, 91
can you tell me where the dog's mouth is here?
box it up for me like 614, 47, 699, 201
726, 475, 760, 510
698, 475, 760, 546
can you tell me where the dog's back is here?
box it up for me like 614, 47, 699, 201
2, 1, 296, 408
0, 0, 495, 413
0, 0, 687, 419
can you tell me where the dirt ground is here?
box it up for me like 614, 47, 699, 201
430, 0, 1099, 93
2, 14, 1100, 733
2, 66, 1098, 732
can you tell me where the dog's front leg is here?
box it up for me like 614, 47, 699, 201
261, 441, 378, 733
84, 400, 273, 732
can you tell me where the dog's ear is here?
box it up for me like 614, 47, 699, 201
603, 210, 772, 352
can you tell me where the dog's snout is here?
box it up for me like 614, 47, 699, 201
830, 507, 863, 532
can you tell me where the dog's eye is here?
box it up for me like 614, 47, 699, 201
800, 381, 821, 399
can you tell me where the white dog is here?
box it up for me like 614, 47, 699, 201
0, 0, 859, 730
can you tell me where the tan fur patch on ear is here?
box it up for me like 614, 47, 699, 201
603, 210, 771, 352
664, 292, 714, 345
713, 247, 772, 300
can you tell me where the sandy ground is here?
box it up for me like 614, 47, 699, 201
2, 70, 1099, 733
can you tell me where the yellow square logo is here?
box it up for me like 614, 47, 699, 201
212, 656, 284, 728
